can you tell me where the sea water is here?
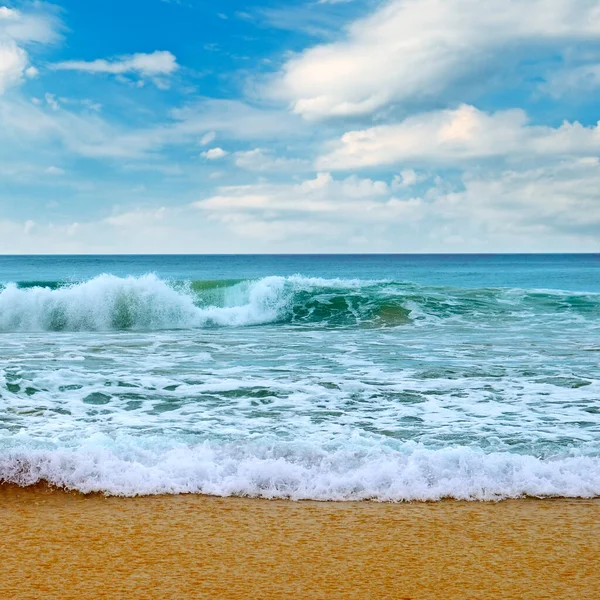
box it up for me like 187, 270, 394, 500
0, 254, 599, 500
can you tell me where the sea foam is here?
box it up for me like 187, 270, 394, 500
1, 438, 599, 500
1, 274, 598, 332
0, 274, 400, 331
3, 260, 600, 503
0, 274, 292, 331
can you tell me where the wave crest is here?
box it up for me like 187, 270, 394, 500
2, 438, 599, 500
0, 274, 408, 331
0, 273, 598, 332
0, 274, 200, 331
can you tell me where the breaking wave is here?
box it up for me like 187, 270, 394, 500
0, 273, 598, 332
1, 438, 599, 500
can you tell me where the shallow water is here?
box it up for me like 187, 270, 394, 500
1, 255, 599, 499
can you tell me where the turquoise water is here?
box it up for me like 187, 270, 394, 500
0, 254, 599, 500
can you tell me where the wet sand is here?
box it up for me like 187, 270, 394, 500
0, 485, 598, 599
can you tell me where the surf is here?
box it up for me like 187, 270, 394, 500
0, 273, 598, 332
2, 438, 600, 500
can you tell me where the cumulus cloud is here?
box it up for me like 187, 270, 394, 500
269, 0, 600, 119
434, 158, 600, 241
4, 158, 598, 253
317, 105, 600, 169
2, 0, 598, 254
53, 51, 178, 79
0, 40, 27, 93
0, 5, 61, 94
189, 172, 425, 249
188, 157, 600, 251
392, 170, 419, 188
201, 147, 228, 160
194, 172, 397, 215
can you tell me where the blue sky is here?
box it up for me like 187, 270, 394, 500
1, 0, 600, 253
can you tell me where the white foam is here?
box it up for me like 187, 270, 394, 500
0, 274, 293, 331
2, 437, 599, 500
0, 274, 385, 332
0, 275, 196, 331
3, 274, 597, 332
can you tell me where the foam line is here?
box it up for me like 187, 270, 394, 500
2, 439, 599, 500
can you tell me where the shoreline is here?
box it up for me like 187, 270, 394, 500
1, 484, 598, 599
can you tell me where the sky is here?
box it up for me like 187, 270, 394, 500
1, 0, 600, 253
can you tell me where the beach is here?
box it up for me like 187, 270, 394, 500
3, 0, 600, 588
1, 485, 598, 599
2, 256, 599, 597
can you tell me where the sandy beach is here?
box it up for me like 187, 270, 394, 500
0, 485, 598, 599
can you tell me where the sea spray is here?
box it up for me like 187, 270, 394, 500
2, 438, 600, 500
1, 274, 598, 332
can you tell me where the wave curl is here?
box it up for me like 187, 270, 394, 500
0, 274, 598, 331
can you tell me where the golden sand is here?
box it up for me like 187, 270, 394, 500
0, 485, 598, 600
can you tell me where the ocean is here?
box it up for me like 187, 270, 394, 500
1, 254, 599, 500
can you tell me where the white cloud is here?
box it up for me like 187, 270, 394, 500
2, 0, 597, 255
191, 172, 421, 249
3, 158, 598, 253
53, 51, 178, 78
0, 94, 304, 163
544, 63, 600, 96
170, 99, 304, 141
0, 7, 17, 20
0, 40, 27, 93
187, 159, 600, 251
201, 147, 228, 160
392, 170, 419, 188
270, 0, 600, 119
23, 219, 35, 234
433, 158, 600, 241
259, 3, 355, 39
105, 206, 169, 228
195, 172, 391, 214
44, 92, 60, 111
0, 95, 159, 159
0, 6, 62, 45
200, 131, 216, 145
45, 166, 65, 176
234, 148, 309, 172
317, 105, 600, 169
0, 5, 62, 94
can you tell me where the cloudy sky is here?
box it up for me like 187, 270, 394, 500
1, 0, 599, 253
